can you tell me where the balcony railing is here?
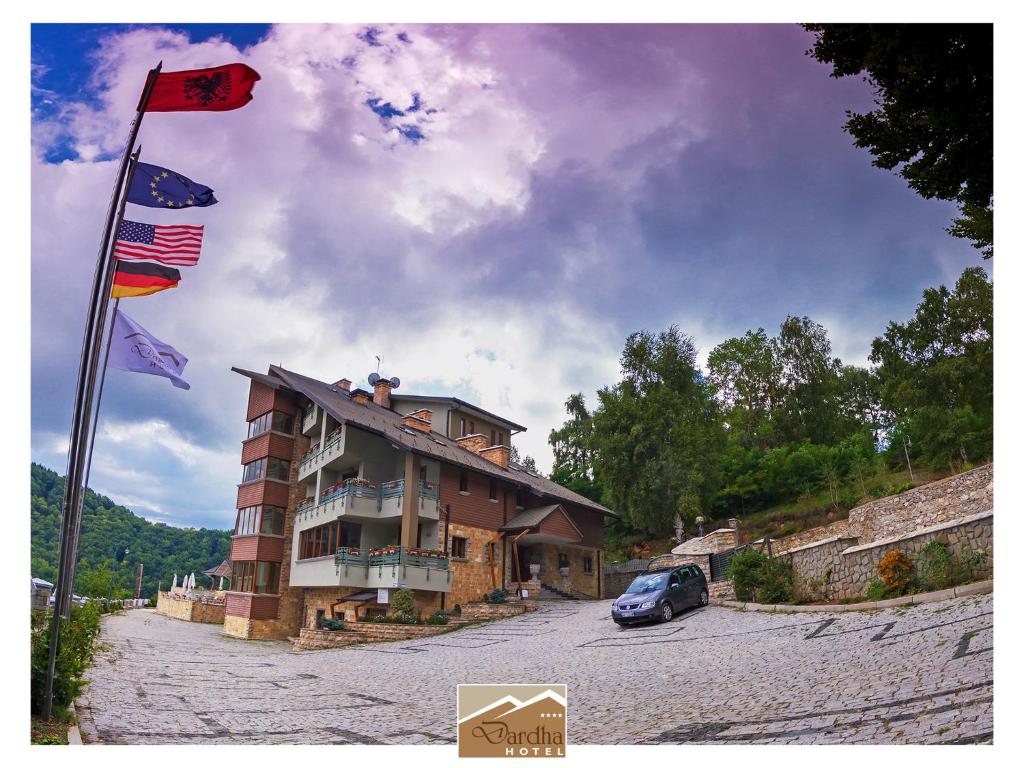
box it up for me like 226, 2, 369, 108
335, 546, 449, 570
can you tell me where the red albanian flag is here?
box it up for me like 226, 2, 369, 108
145, 63, 261, 112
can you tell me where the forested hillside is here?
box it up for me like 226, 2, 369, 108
30, 463, 231, 599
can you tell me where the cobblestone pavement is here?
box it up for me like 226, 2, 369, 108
78, 593, 993, 744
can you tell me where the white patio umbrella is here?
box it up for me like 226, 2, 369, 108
189, 572, 196, 590
171, 573, 178, 590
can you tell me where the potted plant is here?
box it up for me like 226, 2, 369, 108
528, 552, 541, 578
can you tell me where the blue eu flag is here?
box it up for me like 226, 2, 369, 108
127, 162, 218, 209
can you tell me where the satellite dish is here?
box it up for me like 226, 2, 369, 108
368, 372, 381, 385
389, 376, 401, 389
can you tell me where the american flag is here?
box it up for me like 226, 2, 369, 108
114, 219, 204, 266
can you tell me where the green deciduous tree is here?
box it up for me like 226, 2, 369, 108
590, 326, 725, 534
548, 393, 603, 502
803, 23, 993, 258
870, 267, 993, 469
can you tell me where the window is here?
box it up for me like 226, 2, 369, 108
498, 432, 505, 446
459, 418, 467, 437
490, 429, 496, 445
459, 471, 469, 493
235, 505, 259, 535
558, 553, 569, 570
487, 542, 499, 562
254, 561, 280, 593
470, 420, 476, 434
272, 411, 294, 434
259, 506, 285, 536
583, 556, 593, 574
247, 410, 294, 438
516, 490, 527, 509
236, 505, 284, 536
488, 479, 498, 501
451, 536, 468, 559
242, 457, 266, 483
339, 521, 361, 549
230, 561, 278, 593
231, 561, 254, 592
420, 464, 427, 482
242, 457, 290, 483
267, 457, 290, 481
299, 521, 342, 560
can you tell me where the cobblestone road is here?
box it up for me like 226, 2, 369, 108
78, 593, 993, 744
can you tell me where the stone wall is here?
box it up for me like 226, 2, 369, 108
601, 553, 711, 598
786, 511, 992, 600
445, 521, 504, 608
774, 519, 853, 555
156, 592, 226, 624
460, 601, 536, 620
848, 464, 993, 542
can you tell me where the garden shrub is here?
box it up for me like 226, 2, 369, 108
320, 617, 345, 631
30, 603, 102, 715
728, 548, 795, 603
877, 550, 913, 594
865, 578, 890, 602
389, 588, 416, 621
918, 540, 955, 591
483, 588, 509, 604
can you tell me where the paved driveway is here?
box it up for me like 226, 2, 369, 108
78, 593, 993, 744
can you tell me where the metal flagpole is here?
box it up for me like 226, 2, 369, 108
43, 64, 161, 719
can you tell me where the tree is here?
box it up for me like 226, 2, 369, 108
774, 316, 845, 445
78, 561, 113, 598
508, 445, 539, 475
870, 267, 992, 469
548, 393, 603, 502
804, 24, 993, 258
707, 329, 782, 448
590, 326, 725, 534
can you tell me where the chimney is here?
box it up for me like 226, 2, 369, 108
479, 444, 510, 469
401, 409, 433, 433
333, 378, 351, 392
351, 389, 371, 405
372, 378, 393, 409
456, 433, 489, 454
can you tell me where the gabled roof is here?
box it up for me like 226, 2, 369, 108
203, 560, 231, 579
389, 393, 528, 433
500, 504, 584, 538
233, 365, 618, 519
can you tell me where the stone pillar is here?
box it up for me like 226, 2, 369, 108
401, 452, 421, 549
729, 517, 740, 547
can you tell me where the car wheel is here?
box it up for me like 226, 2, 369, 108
698, 589, 709, 607
660, 602, 674, 623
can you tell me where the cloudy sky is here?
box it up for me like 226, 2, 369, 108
30, 23, 983, 530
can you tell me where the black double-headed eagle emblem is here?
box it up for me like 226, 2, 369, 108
183, 70, 233, 106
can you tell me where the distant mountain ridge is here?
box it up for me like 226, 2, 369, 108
30, 463, 231, 598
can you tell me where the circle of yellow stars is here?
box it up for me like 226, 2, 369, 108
149, 170, 196, 208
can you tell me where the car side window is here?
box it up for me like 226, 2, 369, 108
669, 572, 680, 587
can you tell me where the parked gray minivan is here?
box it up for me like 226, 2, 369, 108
611, 564, 709, 625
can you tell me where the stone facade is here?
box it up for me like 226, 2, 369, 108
156, 592, 226, 624
445, 521, 505, 608
848, 464, 992, 542
785, 511, 992, 600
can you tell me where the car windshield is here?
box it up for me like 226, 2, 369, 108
625, 573, 668, 594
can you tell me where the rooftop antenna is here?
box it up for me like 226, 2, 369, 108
375, 355, 382, 374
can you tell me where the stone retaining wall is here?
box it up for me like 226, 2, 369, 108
156, 592, 225, 624
460, 601, 536, 620
601, 553, 713, 598
775, 519, 853, 555
848, 464, 992, 542
786, 511, 992, 600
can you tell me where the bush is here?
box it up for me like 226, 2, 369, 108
877, 550, 913, 594
30, 604, 102, 715
865, 578, 890, 602
320, 617, 345, 631
424, 613, 450, 625
483, 588, 510, 604
918, 541, 990, 591
452, 604, 462, 616
389, 588, 416, 621
728, 548, 795, 603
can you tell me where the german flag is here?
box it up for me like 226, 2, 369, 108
111, 260, 180, 298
